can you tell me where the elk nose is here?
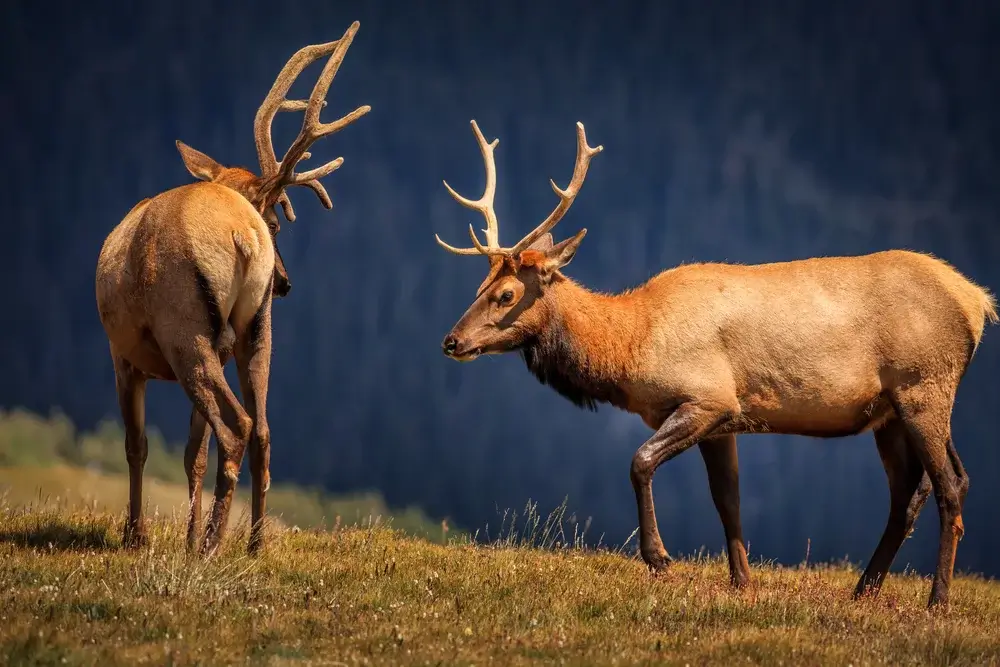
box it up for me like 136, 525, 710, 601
442, 334, 459, 356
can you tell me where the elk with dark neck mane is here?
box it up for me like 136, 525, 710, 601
436, 118, 996, 609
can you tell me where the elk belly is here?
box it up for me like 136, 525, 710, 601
738, 369, 892, 438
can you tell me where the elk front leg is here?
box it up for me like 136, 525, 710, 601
234, 300, 273, 555
112, 355, 149, 549
698, 434, 751, 588
630, 399, 738, 574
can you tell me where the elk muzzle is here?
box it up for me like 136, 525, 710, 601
441, 333, 480, 361
442, 334, 459, 356
273, 273, 291, 298
272, 245, 291, 298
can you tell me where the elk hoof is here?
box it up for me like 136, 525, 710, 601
122, 523, 148, 549
248, 533, 265, 556
199, 526, 223, 559
852, 579, 882, 601
927, 593, 950, 611
642, 550, 672, 575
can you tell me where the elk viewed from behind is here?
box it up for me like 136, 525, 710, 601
435, 119, 997, 608
95, 21, 370, 557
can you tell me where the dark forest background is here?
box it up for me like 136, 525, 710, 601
2, 1, 999, 576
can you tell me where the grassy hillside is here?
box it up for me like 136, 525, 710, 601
0, 464, 450, 541
1, 508, 998, 666
0, 407, 452, 542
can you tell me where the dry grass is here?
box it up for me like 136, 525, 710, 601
0, 465, 451, 542
0, 464, 248, 529
1, 505, 999, 666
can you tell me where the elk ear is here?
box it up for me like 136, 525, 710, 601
176, 140, 224, 182
527, 233, 554, 252
522, 229, 587, 283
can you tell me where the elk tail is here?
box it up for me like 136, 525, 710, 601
982, 288, 999, 326
232, 230, 259, 263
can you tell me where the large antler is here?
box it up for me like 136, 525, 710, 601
435, 121, 602, 258
254, 21, 371, 222
508, 122, 603, 255
435, 120, 501, 256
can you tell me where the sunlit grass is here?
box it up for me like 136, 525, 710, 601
1, 501, 998, 666
0, 464, 453, 543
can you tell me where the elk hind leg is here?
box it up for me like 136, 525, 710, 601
898, 436, 966, 543
113, 354, 149, 549
892, 387, 963, 609
947, 438, 969, 511
183, 333, 234, 552
903, 473, 932, 539
183, 409, 211, 551
169, 339, 251, 558
698, 434, 751, 588
234, 300, 273, 555
853, 418, 924, 599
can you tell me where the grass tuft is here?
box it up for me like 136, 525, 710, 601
0, 510, 116, 552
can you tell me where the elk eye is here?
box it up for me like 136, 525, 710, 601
498, 290, 514, 305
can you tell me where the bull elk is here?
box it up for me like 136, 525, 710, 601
435, 119, 996, 608
95, 22, 370, 556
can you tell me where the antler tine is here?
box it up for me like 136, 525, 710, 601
301, 180, 333, 209
277, 192, 296, 222
301, 24, 368, 136
436, 120, 507, 256
509, 122, 603, 256
277, 181, 333, 224
434, 233, 488, 255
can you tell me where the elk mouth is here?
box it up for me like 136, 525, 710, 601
452, 347, 482, 362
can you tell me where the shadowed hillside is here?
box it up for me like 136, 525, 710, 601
0, 408, 453, 542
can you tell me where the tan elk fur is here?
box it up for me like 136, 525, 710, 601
437, 119, 997, 609
95, 22, 370, 557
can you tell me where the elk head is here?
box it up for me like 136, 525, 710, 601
174, 22, 371, 298
436, 120, 602, 361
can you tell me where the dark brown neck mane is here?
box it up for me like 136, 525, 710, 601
520, 278, 641, 412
